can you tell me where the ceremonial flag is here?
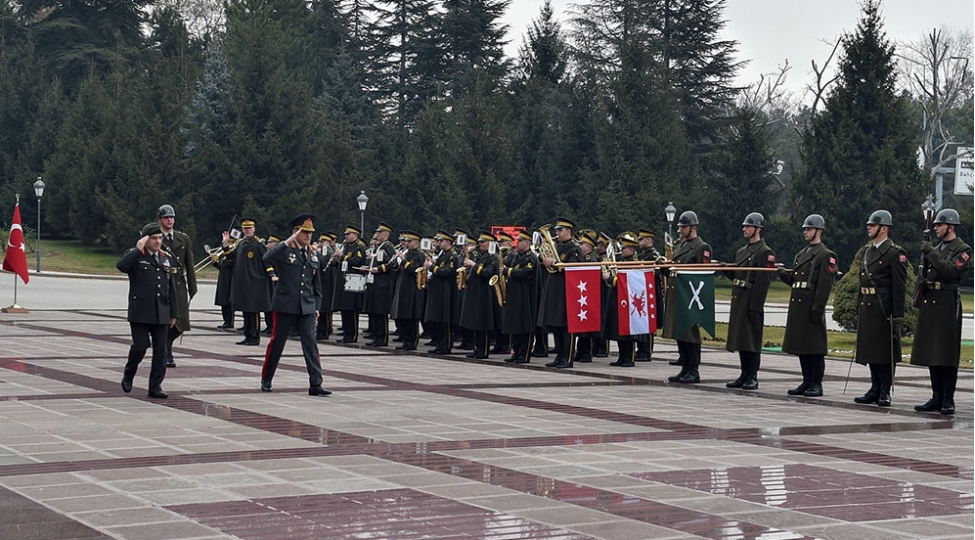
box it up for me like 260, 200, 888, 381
2, 201, 29, 284
564, 266, 601, 333
673, 271, 714, 339
617, 269, 657, 335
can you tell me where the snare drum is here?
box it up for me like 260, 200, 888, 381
343, 273, 367, 292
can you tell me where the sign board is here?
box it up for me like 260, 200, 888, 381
490, 225, 526, 239
954, 148, 974, 196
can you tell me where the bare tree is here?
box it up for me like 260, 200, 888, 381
806, 39, 841, 116
898, 27, 974, 175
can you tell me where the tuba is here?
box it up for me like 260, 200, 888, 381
535, 224, 560, 274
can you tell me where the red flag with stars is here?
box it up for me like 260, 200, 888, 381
617, 269, 657, 335
2, 201, 29, 284
564, 267, 601, 333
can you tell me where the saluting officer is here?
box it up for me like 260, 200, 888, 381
158, 204, 197, 368
663, 210, 712, 383
332, 225, 368, 343
118, 222, 178, 399
853, 210, 908, 407
365, 223, 397, 346
263, 233, 282, 335
502, 231, 539, 363
539, 218, 584, 369
910, 209, 972, 415
459, 231, 499, 358
424, 231, 459, 354
228, 218, 271, 346
723, 212, 775, 390
260, 214, 330, 396
777, 214, 837, 397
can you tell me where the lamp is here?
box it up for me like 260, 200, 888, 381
357, 191, 369, 232
33, 177, 44, 273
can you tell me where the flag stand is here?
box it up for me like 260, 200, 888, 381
2, 273, 29, 313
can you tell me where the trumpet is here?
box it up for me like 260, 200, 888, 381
194, 238, 239, 274
535, 224, 560, 274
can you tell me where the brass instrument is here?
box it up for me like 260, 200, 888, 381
489, 274, 504, 306
195, 238, 240, 274
455, 267, 468, 290
415, 267, 427, 289
536, 224, 560, 274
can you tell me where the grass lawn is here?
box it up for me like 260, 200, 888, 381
32, 240, 219, 278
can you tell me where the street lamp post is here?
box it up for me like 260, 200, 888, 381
664, 201, 676, 242
33, 177, 45, 273
357, 191, 369, 233
921, 194, 936, 222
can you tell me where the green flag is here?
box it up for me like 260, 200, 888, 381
673, 271, 715, 339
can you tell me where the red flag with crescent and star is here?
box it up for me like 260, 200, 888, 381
617, 269, 657, 335
564, 266, 602, 333
2, 200, 29, 284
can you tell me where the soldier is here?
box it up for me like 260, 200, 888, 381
573, 232, 599, 364
228, 219, 271, 346
459, 231, 499, 359
157, 204, 197, 368
603, 233, 640, 367
492, 232, 515, 354
777, 214, 837, 397
663, 211, 712, 383
453, 229, 474, 350
364, 223, 397, 347
502, 231, 539, 363
118, 222, 178, 399
424, 231, 458, 354
539, 218, 584, 369
723, 212, 776, 390
389, 231, 426, 350
213, 231, 235, 331
853, 210, 908, 407
315, 232, 337, 340
911, 209, 971, 415
592, 232, 613, 358
332, 225, 367, 343
259, 214, 330, 396
634, 229, 660, 362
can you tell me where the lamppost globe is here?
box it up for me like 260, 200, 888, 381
357, 191, 369, 232
664, 201, 676, 241
33, 177, 44, 273
921, 194, 935, 220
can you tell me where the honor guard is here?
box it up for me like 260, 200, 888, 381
157, 204, 197, 368
663, 211, 712, 383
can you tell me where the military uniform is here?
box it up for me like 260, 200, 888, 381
501, 233, 538, 363
159, 210, 197, 367
364, 223, 397, 346
911, 210, 972, 414
212, 239, 235, 329
229, 230, 271, 345
634, 229, 660, 362
459, 232, 499, 358
260, 215, 329, 396
778, 240, 837, 396
316, 232, 337, 340
118, 223, 178, 398
332, 226, 367, 343
723, 233, 775, 389
603, 247, 639, 367
424, 232, 458, 353
663, 211, 711, 383
538, 219, 584, 368
390, 232, 426, 350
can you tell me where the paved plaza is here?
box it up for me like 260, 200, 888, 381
0, 292, 972, 539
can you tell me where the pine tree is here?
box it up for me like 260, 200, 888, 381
793, 0, 925, 265
438, 0, 510, 98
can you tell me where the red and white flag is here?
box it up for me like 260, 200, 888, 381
564, 266, 601, 334
2, 201, 29, 284
617, 269, 656, 335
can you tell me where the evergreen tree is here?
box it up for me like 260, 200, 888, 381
438, 0, 510, 98
793, 1, 925, 265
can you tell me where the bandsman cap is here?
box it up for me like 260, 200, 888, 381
375, 222, 393, 233
517, 231, 533, 242
343, 224, 361, 236
638, 229, 655, 239
496, 231, 514, 243
477, 231, 495, 242
553, 217, 575, 230
434, 230, 454, 242
401, 230, 421, 241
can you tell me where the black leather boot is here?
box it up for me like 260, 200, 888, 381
876, 386, 891, 407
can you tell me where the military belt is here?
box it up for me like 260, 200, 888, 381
925, 281, 956, 291
732, 279, 752, 289
860, 287, 876, 295
791, 281, 809, 289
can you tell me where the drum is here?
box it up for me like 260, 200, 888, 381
343, 273, 367, 292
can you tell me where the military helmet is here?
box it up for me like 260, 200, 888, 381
801, 214, 825, 230
866, 209, 892, 226
741, 212, 765, 228
933, 208, 960, 226
158, 204, 176, 218
677, 210, 699, 226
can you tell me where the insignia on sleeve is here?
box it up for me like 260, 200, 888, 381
956, 258, 965, 268
898, 254, 907, 263
828, 256, 837, 274
962, 252, 970, 261
703, 250, 711, 262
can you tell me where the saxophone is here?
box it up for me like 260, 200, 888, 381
536, 224, 560, 274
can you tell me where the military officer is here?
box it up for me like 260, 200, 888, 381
260, 214, 330, 396
264, 233, 282, 335
459, 231, 499, 359
777, 214, 837, 397
853, 210, 908, 407
228, 218, 271, 346
157, 204, 197, 368
502, 231, 539, 363
634, 229, 660, 362
424, 231, 458, 354
332, 225, 368, 343
539, 218, 584, 369
723, 212, 776, 390
365, 223, 398, 346
663, 210, 712, 383
118, 222, 178, 399
389, 231, 426, 350
911, 209, 971, 415
603, 233, 640, 367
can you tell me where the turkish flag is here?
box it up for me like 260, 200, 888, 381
564, 267, 601, 333
617, 269, 656, 335
2, 201, 29, 284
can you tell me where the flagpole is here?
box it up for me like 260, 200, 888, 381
2, 272, 29, 313
2, 194, 30, 313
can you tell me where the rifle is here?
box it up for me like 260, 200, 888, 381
911, 203, 934, 308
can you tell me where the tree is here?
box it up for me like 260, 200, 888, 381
438, 0, 510, 98
792, 1, 925, 265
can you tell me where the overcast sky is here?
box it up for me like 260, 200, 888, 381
500, 0, 975, 100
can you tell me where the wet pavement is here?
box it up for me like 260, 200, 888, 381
0, 305, 972, 540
